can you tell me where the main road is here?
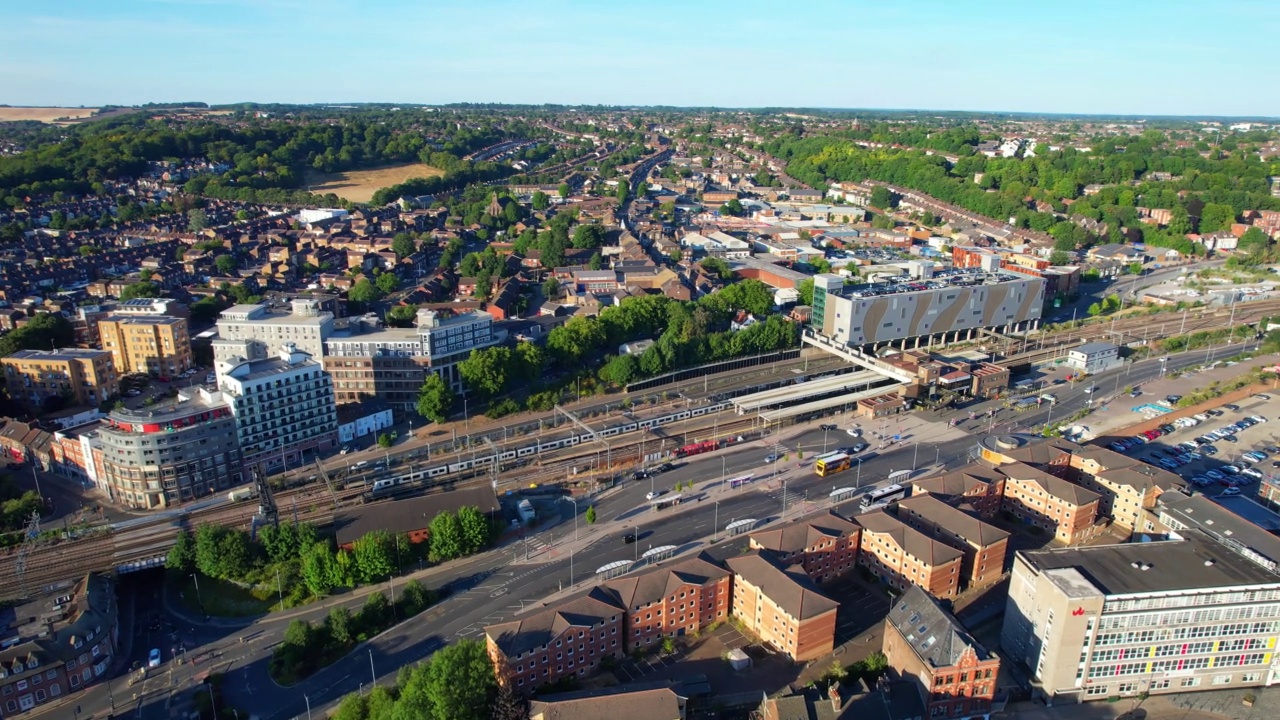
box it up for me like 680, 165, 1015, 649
54, 347, 1241, 720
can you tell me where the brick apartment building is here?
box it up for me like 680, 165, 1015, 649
1, 348, 119, 411
747, 510, 861, 584
910, 465, 1006, 520
606, 553, 731, 651
894, 495, 1010, 590
485, 586, 626, 693
725, 552, 839, 662
1000, 462, 1101, 545
856, 510, 963, 600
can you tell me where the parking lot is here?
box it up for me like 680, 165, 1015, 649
1106, 392, 1279, 499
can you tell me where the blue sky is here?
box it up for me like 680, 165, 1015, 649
3, 0, 1277, 116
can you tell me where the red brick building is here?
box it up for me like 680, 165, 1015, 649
725, 552, 839, 662
856, 510, 963, 600
893, 495, 1010, 590
747, 510, 861, 584
910, 465, 1006, 520
606, 553, 731, 651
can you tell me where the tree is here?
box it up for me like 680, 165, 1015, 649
417, 374, 454, 424
1081, 268, 1102, 283
326, 606, 352, 648
396, 638, 497, 720
457, 505, 492, 555
542, 276, 560, 301
598, 353, 639, 386
361, 591, 391, 629
78, 244, 97, 257
870, 186, 894, 210
585, 505, 597, 525
119, 281, 161, 301
571, 224, 605, 249
187, 208, 208, 232
428, 510, 464, 563
1127, 262, 1143, 276
300, 541, 337, 596
376, 272, 400, 294
719, 198, 744, 216
458, 346, 512, 398
352, 530, 394, 583
588, 252, 602, 270
348, 278, 382, 306
615, 183, 627, 203
387, 304, 418, 327
400, 579, 434, 615
797, 278, 815, 306
1048, 250, 1071, 266
557, 182, 571, 199
1240, 226, 1271, 255
490, 683, 530, 720
377, 433, 392, 448
1198, 203, 1236, 234
1087, 302, 1103, 317
166, 529, 195, 572
532, 191, 549, 211
700, 256, 731, 280
214, 254, 237, 275
392, 232, 418, 259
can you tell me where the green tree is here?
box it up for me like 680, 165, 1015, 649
513, 342, 545, 383
187, 208, 208, 232
458, 346, 513, 399
353, 530, 394, 583
300, 541, 337, 596
349, 278, 382, 306
598, 353, 639, 386
395, 638, 497, 720
797, 278, 815, 306
119, 281, 161, 301
392, 232, 418, 259
700, 256, 731, 280
557, 182, 571, 198
166, 529, 195, 572
376, 272, 400, 294
585, 505, 597, 525
588, 252, 603, 270
1198, 203, 1236, 234
719, 198, 744, 216
377, 433, 392, 448
78, 244, 97, 257
1127, 262, 1143, 275
387, 304, 418, 327
417, 374, 455, 424
542, 276, 561, 300
1087, 302, 1103, 317
428, 510, 463, 563
532, 191, 549, 211
571, 224, 605, 249
490, 683, 530, 720
457, 505, 492, 555
870, 186, 894, 209
360, 591, 391, 630
214, 254, 237, 275
1048, 250, 1071, 266
400, 579, 435, 615
326, 606, 352, 648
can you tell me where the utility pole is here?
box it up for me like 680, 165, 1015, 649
713, 501, 720, 542
369, 649, 377, 687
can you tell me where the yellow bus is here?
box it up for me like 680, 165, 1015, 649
814, 452, 852, 477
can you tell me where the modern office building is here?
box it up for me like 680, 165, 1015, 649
95, 389, 242, 509
1, 348, 119, 410
97, 314, 192, 377
217, 344, 338, 472
212, 299, 335, 366
1001, 527, 1280, 705
810, 269, 1043, 348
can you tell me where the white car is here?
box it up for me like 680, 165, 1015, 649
846, 428, 862, 438
1241, 468, 1264, 480
645, 490, 664, 501
1220, 487, 1242, 497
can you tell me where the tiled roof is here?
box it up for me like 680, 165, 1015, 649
911, 465, 1005, 499
725, 551, 839, 621
895, 495, 1009, 548
748, 510, 860, 555
886, 585, 990, 669
605, 552, 730, 609
529, 683, 685, 720
485, 585, 625, 658
1003, 462, 1101, 506
854, 511, 964, 566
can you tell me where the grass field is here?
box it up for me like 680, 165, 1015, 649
306, 163, 446, 203
0, 106, 99, 123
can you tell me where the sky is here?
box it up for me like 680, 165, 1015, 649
3, 0, 1277, 117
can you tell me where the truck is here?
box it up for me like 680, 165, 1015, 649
227, 487, 257, 503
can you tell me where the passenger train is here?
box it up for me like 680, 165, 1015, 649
364, 400, 734, 500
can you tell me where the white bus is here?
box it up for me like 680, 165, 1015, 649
859, 483, 908, 512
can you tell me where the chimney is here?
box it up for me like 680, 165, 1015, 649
828, 682, 843, 712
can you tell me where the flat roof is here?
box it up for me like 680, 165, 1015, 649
1021, 532, 1280, 597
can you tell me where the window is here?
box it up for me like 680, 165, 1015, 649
1180, 677, 1201, 688
1086, 686, 1109, 696
1212, 675, 1232, 686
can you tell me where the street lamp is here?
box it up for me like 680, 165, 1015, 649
305, 694, 313, 720
369, 649, 377, 687
562, 497, 579, 542
713, 501, 720, 542
631, 524, 640, 562
191, 574, 207, 618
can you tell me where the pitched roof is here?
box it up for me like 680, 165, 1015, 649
999, 437, 1079, 466
724, 551, 839, 620
911, 465, 1005, 500
748, 510, 860, 555
605, 552, 731, 609
530, 683, 685, 720
895, 495, 1009, 548
1002, 462, 1102, 506
1096, 463, 1187, 493
855, 511, 964, 566
485, 585, 626, 658
886, 585, 991, 670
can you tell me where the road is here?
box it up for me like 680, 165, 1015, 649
47, 348, 1237, 720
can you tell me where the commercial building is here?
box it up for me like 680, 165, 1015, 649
1001, 530, 1280, 705
894, 495, 1010, 590
606, 553, 732, 652
810, 269, 1043, 348
217, 344, 338, 472
212, 299, 334, 366
95, 390, 242, 509
2, 348, 119, 411
725, 551, 839, 662
1000, 462, 1102, 545
0, 574, 118, 716
97, 314, 192, 377
486, 585, 627, 693
748, 510, 862, 584
856, 510, 964, 600
884, 586, 1000, 720
1065, 342, 1120, 375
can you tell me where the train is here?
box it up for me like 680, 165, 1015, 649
227, 487, 258, 503
360, 400, 735, 502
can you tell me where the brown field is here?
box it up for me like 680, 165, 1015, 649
0, 106, 99, 123
305, 163, 446, 203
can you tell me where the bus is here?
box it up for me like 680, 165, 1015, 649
859, 483, 907, 512
814, 452, 852, 477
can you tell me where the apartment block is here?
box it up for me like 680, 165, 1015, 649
212, 299, 334, 366
606, 553, 731, 652
2, 348, 119, 410
894, 495, 1009, 590
217, 344, 338, 472
884, 586, 1000, 720
1002, 530, 1280, 705
910, 465, 1006, 520
748, 510, 861, 584
97, 314, 192, 377
530, 685, 687, 720
1068, 446, 1187, 534
856, 510, 963, 600
1000, 462, 1101, 545
485, 585, 626, 693
725, 552, 839, 662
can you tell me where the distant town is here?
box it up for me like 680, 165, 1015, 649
0, 104, 1279, 720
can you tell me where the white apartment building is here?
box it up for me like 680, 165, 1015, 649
1001, 528, 1280, 705
217, 344, 338, 472
212, 299, 335, 367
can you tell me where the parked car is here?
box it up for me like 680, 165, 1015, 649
1220, 487, 1242, 497
1241, 468, 1264, 480
149, 648, 162, 668
846, 428, 863, 437
819, 424, 837, 431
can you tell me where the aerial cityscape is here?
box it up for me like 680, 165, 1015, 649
2, 3, 1280, 720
